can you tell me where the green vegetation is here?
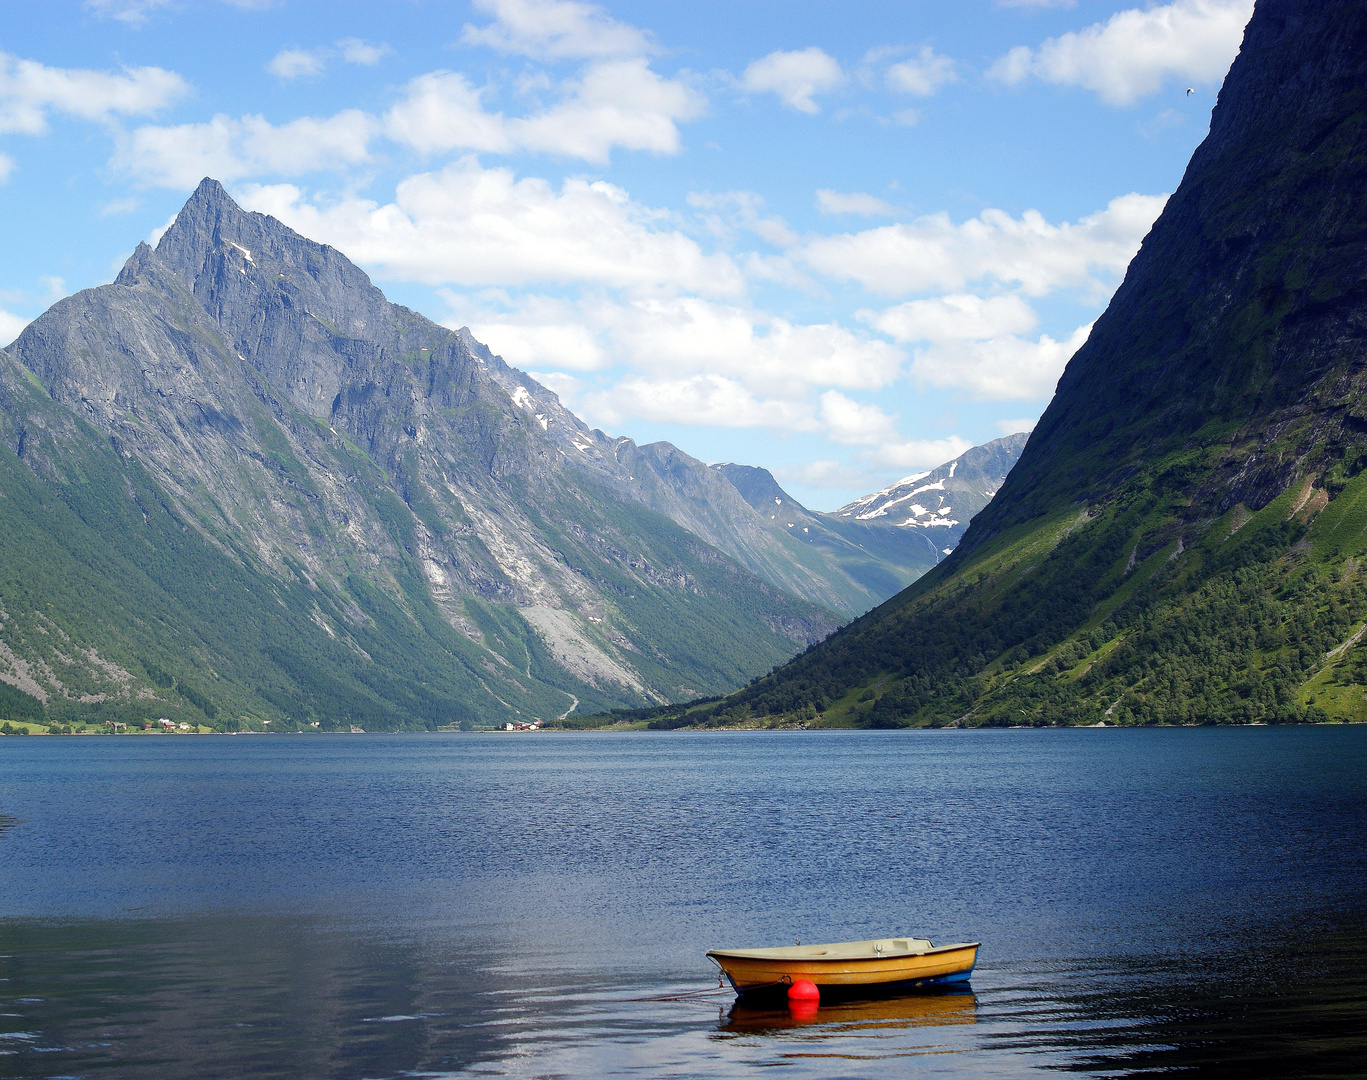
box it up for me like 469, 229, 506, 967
604, 457, 1367, 729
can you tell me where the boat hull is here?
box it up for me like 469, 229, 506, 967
707, 942, 979, 998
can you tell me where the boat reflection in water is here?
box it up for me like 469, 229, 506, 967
718, 985, 977, 1036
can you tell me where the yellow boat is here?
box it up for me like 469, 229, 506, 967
706, 936, 980, 998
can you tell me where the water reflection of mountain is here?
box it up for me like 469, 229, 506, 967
718, 986, 978, 1036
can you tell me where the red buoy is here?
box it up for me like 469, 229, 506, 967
787, 978, 820, 1004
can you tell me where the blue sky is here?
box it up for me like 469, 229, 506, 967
0, 0, 1252, 509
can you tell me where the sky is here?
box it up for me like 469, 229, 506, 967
0, 0, 1254, 510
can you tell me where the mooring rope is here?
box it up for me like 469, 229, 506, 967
623, 973, 790, 1003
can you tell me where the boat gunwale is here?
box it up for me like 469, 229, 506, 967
706, 941, 980, 964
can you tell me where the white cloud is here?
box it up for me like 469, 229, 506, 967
238, 160, 744, 295
0, 52, 188, 135
0, 308, 29, 345
818, 390, 899, 446
598, 298, 903, 392
0, 153, 13, 182
867, 293, 1039, 343
385, 60, 702, 164
337, 38, 392, 66
863, 293, 1091, 400
461, 0, 655, 60
268, 40, 391, 79
384, 73, 512, 154
885, 47, 957, 96
268, 48, 324, 79
868, 434, 974, 471
816, 189, 894, 217
508, 59, 703, 162
117, 110, 379, 187
583, 375, 814, 431
988, 0, 1253, 106
996, 416, 1038, 435
452, 291, 901, 393
909, 321, 1093, 400
741, 48, 843, 114
800, 192, 1167, 298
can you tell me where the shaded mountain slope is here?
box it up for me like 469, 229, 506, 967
623, 0, 1367, 731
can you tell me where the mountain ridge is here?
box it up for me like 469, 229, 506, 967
0, 179, 1016, 730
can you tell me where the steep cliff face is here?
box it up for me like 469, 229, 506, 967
1, 181, 858, 727
965, 0, 1367, 552
631, 0, 1367, 730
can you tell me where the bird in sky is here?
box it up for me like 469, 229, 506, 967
1186, 88, 1195, 95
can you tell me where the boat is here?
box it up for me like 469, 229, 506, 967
706, 936, 980, 998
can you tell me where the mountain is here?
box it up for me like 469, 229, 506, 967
0, 178, 1017, 730
627, 0, 1367, 730
711, 433, 1029, 600
0, 181, 855, 729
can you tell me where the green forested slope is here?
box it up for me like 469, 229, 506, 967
612, 0, 1367, 731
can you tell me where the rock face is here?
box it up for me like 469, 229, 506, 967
0, 181, 855, 727
636, 0, 1367, 730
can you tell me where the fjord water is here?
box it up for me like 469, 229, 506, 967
1, 730, 1364, 1078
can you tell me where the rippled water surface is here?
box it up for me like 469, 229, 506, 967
1, 727, 1364, 1078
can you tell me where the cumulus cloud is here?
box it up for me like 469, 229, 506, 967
454, 290, 901, 392
384, 60, 702, 163
867, 434, 974, 471
337, 38, 392, 66
863, 293, 1092, 399
269, 40, 392, 79
117, 110, 379, 187
384, 73, 512, 154
868, 293, 1039, 343
507, 59, 703, 161
741, 48, 843, 114
818, 391, 900, 446
800, 192, 1167, 298
461, 0, 655, 60
816, 189, 894, 217
0, 308, 29, 345
989, 0, 1253, 105
0, 153, 13, 182
0, 51, 188, 135
582, 375, 814, 431
239, 160, 744, 295
268, 48, 324, 79
885, 46, 957, 96
915, 321, 1092, 400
